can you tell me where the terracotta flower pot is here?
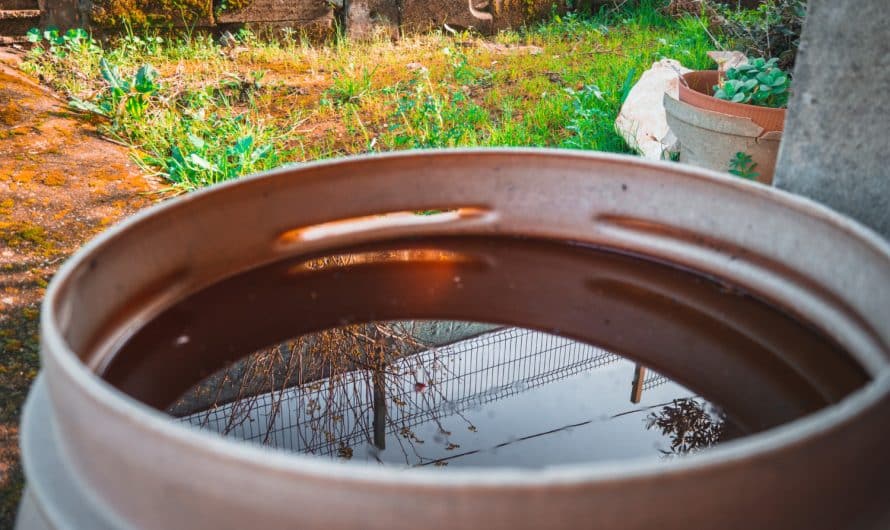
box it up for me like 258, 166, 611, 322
679, 70, 786, 132
666, 70, 789, 184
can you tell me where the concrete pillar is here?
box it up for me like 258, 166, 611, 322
774, 0, 890, 239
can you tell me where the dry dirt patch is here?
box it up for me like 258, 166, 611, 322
0, 48, 161, 526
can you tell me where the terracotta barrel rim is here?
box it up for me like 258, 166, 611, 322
25, 149, 890, 529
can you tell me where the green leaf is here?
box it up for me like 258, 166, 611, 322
187, 153, 216, 171
43, 27, 60, 43
250, 144, 272, 163
26, 28, 42, 43
100, 58, 127, 91
728, 151, 759, 180
134, 65, 159, 94
170, 146, 186, 165
63, 28, 87, 42
772, 74, 789, 87
69, 98, 108, 116
233, 135, 253, 155
187, 133, 205, 150
125, 96, 145, 118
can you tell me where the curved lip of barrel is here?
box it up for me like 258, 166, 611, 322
39, 148, 890, 487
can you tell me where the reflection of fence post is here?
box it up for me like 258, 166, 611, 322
372, 369, 386, 450
630, 364, 646, 404
186, 328, 626, 455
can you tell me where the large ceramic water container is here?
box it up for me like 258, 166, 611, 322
16, 150, 890, 529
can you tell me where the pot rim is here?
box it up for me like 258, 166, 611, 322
39, 148, 890, 489
679, 70, 786, 131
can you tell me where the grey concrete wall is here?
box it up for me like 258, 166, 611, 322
774, 0, 890, 239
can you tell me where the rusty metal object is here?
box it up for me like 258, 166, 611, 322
17, 150, 890, 529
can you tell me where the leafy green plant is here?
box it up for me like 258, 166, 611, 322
69, 58, 160, 120
161, 133, 275, 187
118, 33, 165, 55
728, 151, 759, 180
536, 9, 605, 39
26, 27, 100, 57
322, 65, 375, 107
444, 47, 490, 86
562, 83, 609, 149
387, 77, 486, 149
713, 57, 790, 108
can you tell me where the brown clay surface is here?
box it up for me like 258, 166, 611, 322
0, 47, 161, 525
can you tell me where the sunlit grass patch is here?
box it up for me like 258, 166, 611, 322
22, 0, 723, 191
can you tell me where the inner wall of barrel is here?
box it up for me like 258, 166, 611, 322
99, 235, 870, 434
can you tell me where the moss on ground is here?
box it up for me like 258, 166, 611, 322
90, 0, 213, 27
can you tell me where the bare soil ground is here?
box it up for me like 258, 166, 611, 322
0, 46, 161, 526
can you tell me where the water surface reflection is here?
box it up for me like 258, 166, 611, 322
174, 323, 730, 467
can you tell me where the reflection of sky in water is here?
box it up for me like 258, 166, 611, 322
184, 327, 719, 468
361, 359, 695, 468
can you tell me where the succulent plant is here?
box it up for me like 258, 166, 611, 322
713, 57, 790, 108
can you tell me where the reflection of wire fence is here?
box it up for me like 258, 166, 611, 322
183, 328, 633, 457
642, 371, 669, 391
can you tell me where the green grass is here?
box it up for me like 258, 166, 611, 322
21, 0, 721, 192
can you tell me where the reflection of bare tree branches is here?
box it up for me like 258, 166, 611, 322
174, 320, 634, 466
170, 318, 465, 464
646, 398, 725, 456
